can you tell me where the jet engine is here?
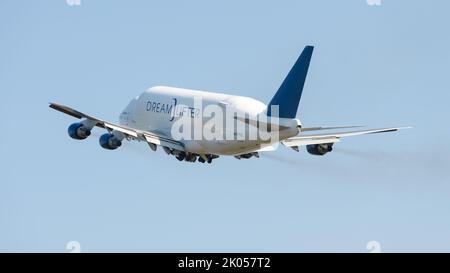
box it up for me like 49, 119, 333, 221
99, 133, 122, 150
306, 143, 333, 156
68, 122, 91, 140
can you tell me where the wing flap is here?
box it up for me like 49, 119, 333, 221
103, 122, 139, 138
143, 132, 185, 151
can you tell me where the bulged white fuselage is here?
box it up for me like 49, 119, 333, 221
119, 86, 300, 155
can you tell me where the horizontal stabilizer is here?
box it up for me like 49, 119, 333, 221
300, 125, 363, 132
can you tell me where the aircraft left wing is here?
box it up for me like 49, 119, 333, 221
49, 102, 185, 151
281, 127, 411, 147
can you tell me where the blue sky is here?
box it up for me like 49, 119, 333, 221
1, 0, 449, 252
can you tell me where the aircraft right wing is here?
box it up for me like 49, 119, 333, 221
281, 127, 411, 147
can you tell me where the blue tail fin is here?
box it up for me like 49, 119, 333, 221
267, 46, 314, 118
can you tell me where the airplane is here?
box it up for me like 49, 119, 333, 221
49, 46, 409, 164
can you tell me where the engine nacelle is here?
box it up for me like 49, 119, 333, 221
99, 133, 122, 150
68, 122, 91, 140
306, 143, 333, 156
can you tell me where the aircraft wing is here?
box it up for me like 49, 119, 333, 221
49, 102, 185, 151
281, 127, 411, 147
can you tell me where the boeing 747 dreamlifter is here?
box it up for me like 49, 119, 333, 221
50, 46, 409, 163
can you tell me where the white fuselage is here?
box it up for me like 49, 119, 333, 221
118, 86, 300, 155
